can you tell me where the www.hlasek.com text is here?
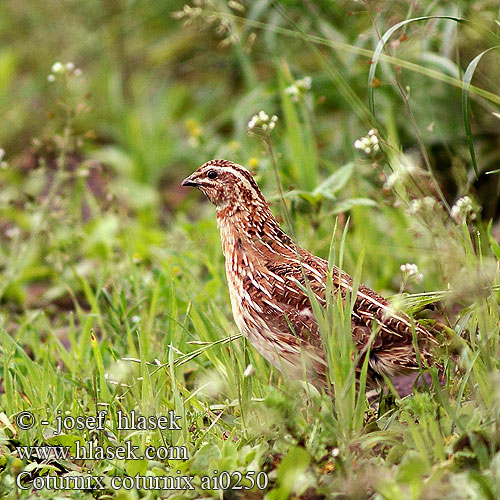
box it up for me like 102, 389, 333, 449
16, 440, 188, 461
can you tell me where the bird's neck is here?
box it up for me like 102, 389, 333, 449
216, 202, 297, 261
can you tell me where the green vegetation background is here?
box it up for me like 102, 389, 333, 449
1, 0, 500, 498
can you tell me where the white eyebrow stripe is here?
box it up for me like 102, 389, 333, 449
202, 162, 259, 196
219, 166, 255, 191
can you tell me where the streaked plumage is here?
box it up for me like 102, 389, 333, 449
182, 159, 438, 389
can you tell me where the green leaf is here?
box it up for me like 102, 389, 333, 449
330, 198, 377, 214
313, 163, 354, 198
462, 46, 500, 178
269, 446, 310, 500
90, 330, 112, 401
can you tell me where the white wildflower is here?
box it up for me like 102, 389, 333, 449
450, 196, 476, 224
301, 76, 312, 89
383, 171, 400, 189
5, 227, 20, 239
49, 61, 80, 80
247, 111, 278, 136
0, 149, 4, 161
284, 76, 312, 102
354, 128, 380, 155
51, 62, 64, 73
383, 154, 417, 190
407, 197, 436, 215
400, 263, 423, 283
400, 263, 418, 276
285, 85, 299, 102
258, 110, 268, 121
247, 116, 257, 130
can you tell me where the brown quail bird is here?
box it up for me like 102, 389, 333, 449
182, 159, 439, 390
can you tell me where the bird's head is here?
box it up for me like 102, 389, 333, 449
181, 159, 266, 210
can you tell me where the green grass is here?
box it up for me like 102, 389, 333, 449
1, 0, 500, 498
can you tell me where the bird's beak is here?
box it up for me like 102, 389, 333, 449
181, 175, 199, 187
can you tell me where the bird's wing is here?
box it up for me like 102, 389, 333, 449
259, 250, 437, 369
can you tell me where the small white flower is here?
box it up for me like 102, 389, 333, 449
285, 85, 299, 102
400, 263, 423, 283
284, 76, 312, 101
66, 62, 74, 71
247, 116, 257, 129
302, 76, 312, 89
450, 196, 476, 224
0, 148, 5, 161
354, 129, 380, 155
51, 62, 64, 73
131, 315, 141, 324
243, 364, 255, 377
400, 263, 418, 276
74, 68, 82, 76
5, 227, 20, 239
47, 74, 56, 82
407, 197, 436, 215
247, 111, 278, 136
383, 172, 400, 189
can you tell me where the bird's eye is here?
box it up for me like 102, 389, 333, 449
207, 170, 218, 179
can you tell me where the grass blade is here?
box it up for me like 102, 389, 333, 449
462, 45, 500, 178
369, 16, 473, 115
